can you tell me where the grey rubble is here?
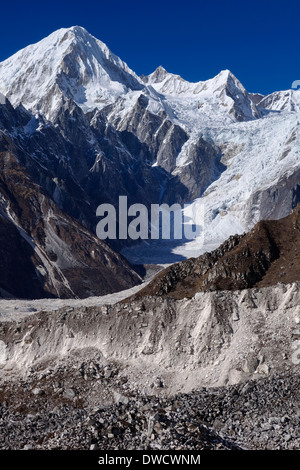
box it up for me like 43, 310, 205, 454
0, 282, 300, 449
1, 367, 300, 450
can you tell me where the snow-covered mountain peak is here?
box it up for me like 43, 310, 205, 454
146, 65, 174, 84
142, 66, 260, 126
146, 67, 242, 96
0, 26, 143, 119
258, 89, 300, 113
2, 25, 289, 138
0, 26, 262, 125
199, 69, 250, 102
209, 69, 241, 89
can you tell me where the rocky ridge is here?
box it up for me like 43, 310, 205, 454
134, 204, 300, 299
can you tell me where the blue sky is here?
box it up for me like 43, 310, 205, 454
0, 0, 299, 95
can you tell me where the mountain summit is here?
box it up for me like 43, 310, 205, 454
0, 26, 143, 119
0, 26, 261, 123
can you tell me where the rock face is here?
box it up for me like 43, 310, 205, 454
135, 204, 300, 299
0, 133, 141, 299
0, 93, 177, 233
171, 137, 226, 200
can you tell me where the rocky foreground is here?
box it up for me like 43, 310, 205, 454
1, 363, 300, 450
0, 280, 300, 450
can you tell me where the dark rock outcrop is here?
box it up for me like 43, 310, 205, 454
0, 141, 141, 299
134, 204, 300, 299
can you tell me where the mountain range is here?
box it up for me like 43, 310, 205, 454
0, 26, 299, 297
